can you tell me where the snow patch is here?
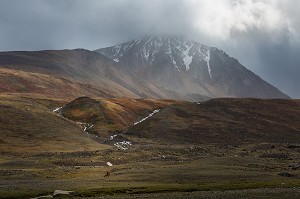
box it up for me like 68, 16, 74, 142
110, 134, 118, 140
30, 195, 53, 199
204, 49, 212, 79
53, 107, 62, 113
144, 37, 152, 46
82, 124, 98, 138
173, 60, 180, 72
134, 109, 160, 125
114, 141, 132, 150
113, 58, 119, 62
150, 39, 163, 64
53, 190, 74, 197
135, 39, 141, 45
112, 45, 121, 56
183, 44, 193, 71
142, 47, 150, 62
83, 124, 94, 132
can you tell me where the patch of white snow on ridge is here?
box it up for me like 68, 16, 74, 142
150, 39, 163, 64
144, 37, 152, 46
112, 45, 121, 56
83, 124, 94, 132
183, 44, 193, 71
114, 141, 132, 150
141, 38, 153, 63
110, 134, 118, 140
53, 107, 62, 113
204, 49, 212, 79
173, 60, 180, 72
113, 58, 119, 62
141, 46, 150, 63
53, 190, 74, 197
135, 39, 141, 45
134, 109, 160, 125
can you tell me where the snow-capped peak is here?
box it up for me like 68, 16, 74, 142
96, 35, 212, 75
182, 43, 193, 71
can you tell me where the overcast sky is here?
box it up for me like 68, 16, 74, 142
0, 0, 299, 98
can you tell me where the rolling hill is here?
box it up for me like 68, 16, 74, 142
126, 98, 300, 144
0, 94, 178, 153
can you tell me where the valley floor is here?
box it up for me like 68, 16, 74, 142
1, 95, 300, 198
78, 188, 300, 199
1, 141, 300, 198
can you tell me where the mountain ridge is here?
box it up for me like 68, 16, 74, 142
0, 36, 290, 100
0, 49, 195, 100
96, 35, 289, 99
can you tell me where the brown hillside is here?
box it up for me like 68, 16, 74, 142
126, 98, 300, 144
60, 97, 179, 138
0, 49, 193, 100
0, 68, 137, 100
0, 95, 110, 154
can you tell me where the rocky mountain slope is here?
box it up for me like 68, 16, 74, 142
97, 36, 289, 99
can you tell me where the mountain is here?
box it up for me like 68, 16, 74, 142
0, 36, 289, 100
0, 49, 189, 100
96, 35, 289, 99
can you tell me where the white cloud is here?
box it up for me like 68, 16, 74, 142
188, 0, 293, 42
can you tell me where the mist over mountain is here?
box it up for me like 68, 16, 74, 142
96, 36, 289, 99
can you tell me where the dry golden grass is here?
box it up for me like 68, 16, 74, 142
0, 94, 110, 154
60, 97, 179, 138
0, 68, 136, 100
1, 96, 300, 198
127, 98, 300, 145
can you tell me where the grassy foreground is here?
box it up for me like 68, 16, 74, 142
1, 142, 300, 198
1, 95, 300, 198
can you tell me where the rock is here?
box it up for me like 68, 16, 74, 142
107, 162, 113, 166
277, 171, 294, 177
53, 190, 74, 196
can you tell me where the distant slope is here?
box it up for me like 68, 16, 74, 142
126, 98, 300, 144
0, 49, 193, 100
0, 49, 139, 99
0, 68, 129, 99
96, 36, 289, 99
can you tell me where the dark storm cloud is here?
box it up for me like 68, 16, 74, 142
0, 0, 193, 50
0, 0, 299, 98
